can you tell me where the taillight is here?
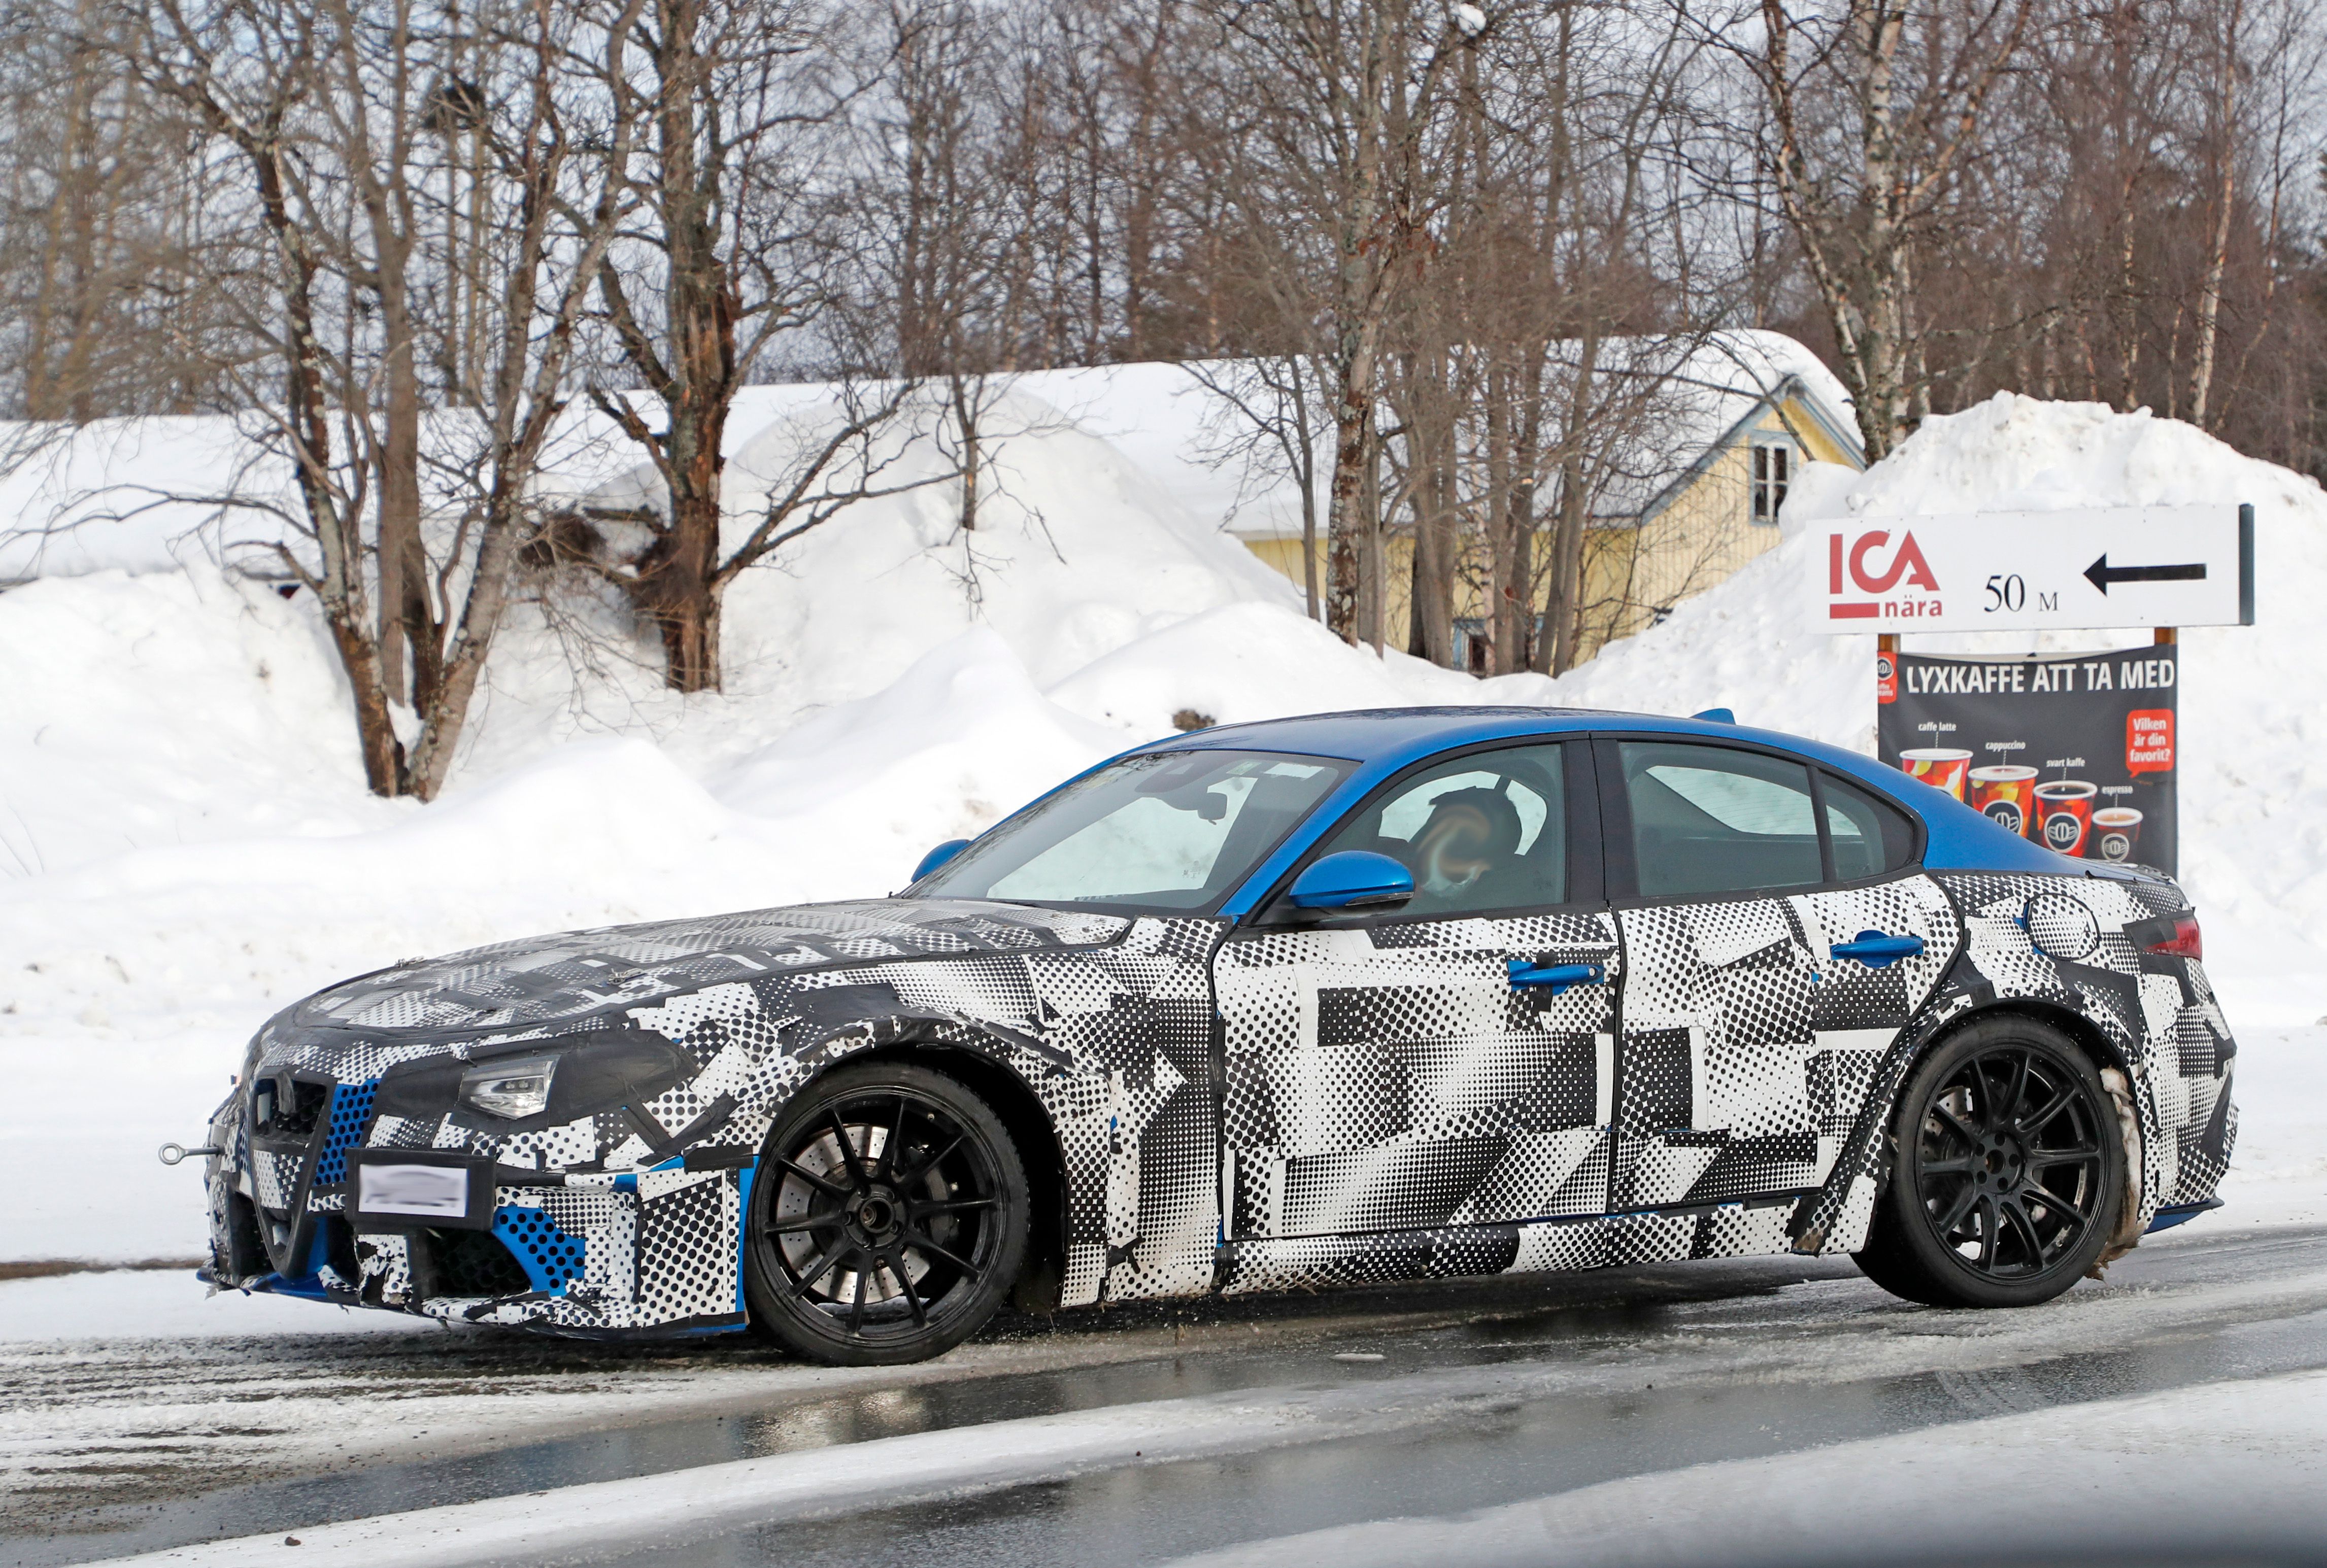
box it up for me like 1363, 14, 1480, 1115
2140, 913, 2203, 961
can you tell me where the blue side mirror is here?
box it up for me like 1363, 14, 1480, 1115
912, 838, 972, 883
1286, 850, 1415, 911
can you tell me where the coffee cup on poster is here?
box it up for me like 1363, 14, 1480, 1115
1969, 765, 2040, 839
2034, 779, 2098, 857
2092, 806, 2143, 864
1899, 748, 1973, 801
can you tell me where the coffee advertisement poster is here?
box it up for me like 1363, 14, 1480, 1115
1875, 646, 2178, 873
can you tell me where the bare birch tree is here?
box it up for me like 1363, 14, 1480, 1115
1740, 0, 2035, 459
124, 0, 630, 797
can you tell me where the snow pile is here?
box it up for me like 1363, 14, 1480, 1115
1543, 392, 2327, 1016
0, 386, 1542, 1044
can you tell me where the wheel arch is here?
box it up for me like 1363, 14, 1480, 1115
1937, 998, 2137, 1081
1794, 989, 2154, 1256
771, 1033, 1072, 1316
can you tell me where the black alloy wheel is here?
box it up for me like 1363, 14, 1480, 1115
1856, 1017, 2126, 1309
743, 1061, 1027, 1365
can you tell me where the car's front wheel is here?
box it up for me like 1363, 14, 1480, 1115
743, 1061, 1028, 1365
1855, 1017, 2127, 1309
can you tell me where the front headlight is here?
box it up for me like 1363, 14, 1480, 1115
459, 1056, 560, 1120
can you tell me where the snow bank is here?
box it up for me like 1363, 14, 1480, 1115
0, 388, 1449, 1049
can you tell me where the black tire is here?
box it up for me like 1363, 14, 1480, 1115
743, 1061, 1028, 1365
1854, 1016, 2125, 1309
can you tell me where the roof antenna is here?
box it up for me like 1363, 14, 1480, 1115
1692, 707, 1736, 724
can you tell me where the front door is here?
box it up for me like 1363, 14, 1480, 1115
1601, 738, 1954, 1212
1215, 739, 1623, 1243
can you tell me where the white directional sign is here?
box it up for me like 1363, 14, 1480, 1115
1808, 504, 2254, 634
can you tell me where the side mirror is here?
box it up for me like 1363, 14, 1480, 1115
1285, 850, 1414, 912
912, 838, 972, 883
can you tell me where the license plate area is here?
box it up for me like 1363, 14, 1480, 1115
349, 1150, 495, 1231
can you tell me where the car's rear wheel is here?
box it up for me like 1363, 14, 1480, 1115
1855, 1017, 2124, 1309
743, 1061, 1027, 1365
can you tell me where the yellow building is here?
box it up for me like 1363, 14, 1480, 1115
1231, 334, 1866, 670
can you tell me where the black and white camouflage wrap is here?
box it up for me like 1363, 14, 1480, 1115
1789, 867, 2237, 1255
203, 866, 2235, 1337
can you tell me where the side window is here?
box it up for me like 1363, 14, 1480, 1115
1821, 770, 1919, 880
1620, 742, 1822, 897
1316, 743, 1568, 916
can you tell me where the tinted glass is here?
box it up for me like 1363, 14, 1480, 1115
1316, 743, 1567, 916
913, 749, 1349, 912
1822, 770, 1919, 880
1621, 741, 1822, 896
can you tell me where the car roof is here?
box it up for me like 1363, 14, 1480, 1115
1138, 705, 2068, 893
1148, 705, 1706, 761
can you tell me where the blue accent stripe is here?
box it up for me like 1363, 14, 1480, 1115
2145, 1197, 2225, 1233
733, 1163, 757, 1317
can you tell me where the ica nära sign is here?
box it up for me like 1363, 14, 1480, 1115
1809, 504, 2255, 634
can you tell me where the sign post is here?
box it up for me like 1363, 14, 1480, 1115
1810, 504, 2254, 877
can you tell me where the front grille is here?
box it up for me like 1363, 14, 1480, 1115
257, 1076, 330, 1138
248, 1073, 345, 1276
310, 1081, 379, 1188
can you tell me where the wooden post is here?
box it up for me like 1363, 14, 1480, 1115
2154, 627, 2177, 645
1878, 633, 1900, 655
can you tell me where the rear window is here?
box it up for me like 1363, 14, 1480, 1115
1822, 770, 1919, 880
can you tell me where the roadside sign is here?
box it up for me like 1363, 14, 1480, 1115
1811, 504, 2253, 634
1878, 646, 2179, 873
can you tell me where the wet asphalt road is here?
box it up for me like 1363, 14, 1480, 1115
12, 1219, 2327, 1567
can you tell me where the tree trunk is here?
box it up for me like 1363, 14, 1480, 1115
638, 471, 726, 694
402, 482, 529, 797
1405, 364, 1457, 666
1500, 390, 1542, 674
1544, 337, 1599, 675
626, 0, 738, 695
1325, 377, 1373, 641
950, 372, 983, 532
1543, 445, 1590, 675
2187, 0, 2242, 429
377, 279, 428, 709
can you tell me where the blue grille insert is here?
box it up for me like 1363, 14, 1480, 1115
493, 1205, 588, 1292
311, 1081, 379, 1189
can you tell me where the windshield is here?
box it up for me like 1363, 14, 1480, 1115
910, 749, 1351, 913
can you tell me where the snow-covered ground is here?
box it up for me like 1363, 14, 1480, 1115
1, 387, 2320, 1293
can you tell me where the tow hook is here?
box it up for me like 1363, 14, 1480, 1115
157, 1142, 222, 1166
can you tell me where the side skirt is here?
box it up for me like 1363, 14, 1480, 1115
1217, 1191, 1812, 1296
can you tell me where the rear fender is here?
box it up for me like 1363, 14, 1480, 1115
1789, 960, 2166, 1259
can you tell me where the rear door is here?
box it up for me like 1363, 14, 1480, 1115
1600, 738, 1953, 1213
1214, 739, 1623, 1246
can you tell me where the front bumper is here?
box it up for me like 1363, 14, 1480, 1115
201, 1075, 754, 1338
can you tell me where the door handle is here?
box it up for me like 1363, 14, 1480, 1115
1830, 930, 1925, 968
1506, 960, 1606, 995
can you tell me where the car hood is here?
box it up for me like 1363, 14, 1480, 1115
288, 899, 1132, 1038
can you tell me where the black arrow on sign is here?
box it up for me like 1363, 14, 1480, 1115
2084, 554, 2208, 594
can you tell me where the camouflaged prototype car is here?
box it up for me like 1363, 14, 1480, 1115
188, 708, 2236, 1364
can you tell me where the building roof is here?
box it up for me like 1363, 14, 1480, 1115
997, 333, 1860, 542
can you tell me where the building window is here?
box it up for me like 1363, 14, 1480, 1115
1453, 616, 1543, 674
1750, 442, 1792, 525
